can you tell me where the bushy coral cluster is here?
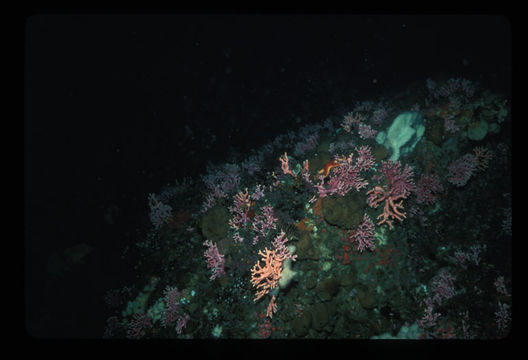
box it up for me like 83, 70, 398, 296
228, 188, 252, 230
251, 205, 278, 244
315, 145, 375, 197
203, 240, 225, 281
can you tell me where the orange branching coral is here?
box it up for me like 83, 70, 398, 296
279, 152, 296, 178
250, 232, 296, 318
250, 248, 285, 302
366, 186, 407, 230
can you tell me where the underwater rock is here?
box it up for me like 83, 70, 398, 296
217, 236, 236, 258
340, 271, 358, 289
322, 191, 365, 229
292, 311, 312, 337
371, 322, 423, 339
350, 303, 368, 323
372, 145, 389, 162
425, 116, 445, 146
316, 277, 340, 302
304, 276, 318, 290
316, 138, 333, 155
199, 205, 230, 241
357, 284, 377, 309
311, 302, 329, 331
295, 231, 318, 260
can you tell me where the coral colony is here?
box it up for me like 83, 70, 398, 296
104, 78, 511, 339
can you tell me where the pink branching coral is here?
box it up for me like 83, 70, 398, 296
203, 240, 225, 281
251, 205, 278, 244
357, 122, 378, 139
228, 188, 251, 230
315, 146, 375, 197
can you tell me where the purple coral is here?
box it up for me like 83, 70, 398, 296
203, 240, 225, 281
447, 154, 477, 187
431, 269, 456, 306
495, 301, 511, 335
293, 133, 318, 157
161, 285, 190, 334
148, 193, 173, 229
161, 285, 182, 328
370, 107, 389, 126
415, 173, 443, 205
417, 298, 441, 329
444, 115, 460, 134
200, 163, 242, 213
126, 312, 152, 339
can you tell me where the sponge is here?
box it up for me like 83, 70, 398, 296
382, 111, 425, 161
